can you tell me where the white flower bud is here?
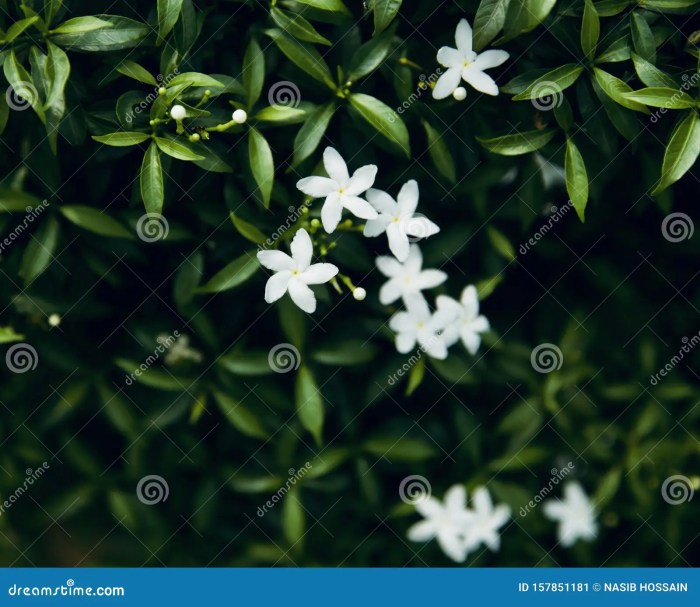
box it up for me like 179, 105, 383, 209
170, 104, 186, 120
353, 287, 367, 301
232, 109, 247, 124
48, 313, 61, 327
453, 87, 467, 101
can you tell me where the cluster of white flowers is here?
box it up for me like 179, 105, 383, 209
408, 481, 597, 562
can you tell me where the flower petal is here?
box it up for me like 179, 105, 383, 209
407, 519, 438, 542
420, 333, 448, 359
462, 67, 499, 96
257, 250, 295, 272
436, 294, 463, 319
437, 46, 462, 68
379, 278, 402, 305
404, 293, 430, 320
376, 255, 403, 277
343, 195, 378, 220
264, 271, 291, 304
471, 486, 493, 515
389, 311, 415, 332
365, 188, 397, 214
461, 330, 482, 355
302, 262, 338, 285
345, 164, 378, 196
403, 217, 440, 240
404, 244, 424, 274
323, 147, 349, 184
290, 228, 313, 270
363, 215, 392, 238
432, 67, 461, 100
321, 191, 344, 233
396, 331, 416, 353
288, 277, 317, 313
460, 285, 479, 318
470, 315, 490, 334
296, 176, 338, 198
415, 269, 448, 290
455, 18, 473, 55
386, 222, 410, 262
437, 529, 468, 562
473, 49, 509, 70
444, 484, 467, 514
397, 179, 419, 216
415, 496, 444, 519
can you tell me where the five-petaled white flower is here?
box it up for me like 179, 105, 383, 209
543, 482, 598, 547
463, 486, 510, 553
296, 147, 378, 233
389, 295, 452, 359
436, 285, 490, 355
376, 245, 447, 306
407, 484, 475, 562
257, 228, 338, 314
433, 18, 509, 99
364, 180, 440, 262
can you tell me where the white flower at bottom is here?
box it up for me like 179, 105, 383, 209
389, 295, 452, 360
364, 180, 440, 262
543, 482, 598, 547
433, 18, 509, 99
376, 245, 447, 306
257, 228, 338, 314
463, 486, 510, 553
407, 485, 475, 562
436, 285, 490, 355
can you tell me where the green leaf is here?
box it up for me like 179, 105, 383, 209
92, 132, 151, 147
638, 0, 698, 14
293, 103, 335, 167
630, 11, 656, 64
116, 60, 157, 85
565, 138, 588, 222
595, 0, 632, 16
622, 87, 696, 109
501, 0, 556, 40
405, 356, 425, 396
0, 188, 44, 212
20, 215, 60, 283
363, 437, 437, 462
140, 143, 164, 215
218, 351, 276, 376
230, 212, 268, 245
197, 253, 259, 293
59, 205, 134, 239
4, 50, 45, 122
158, 0, 184, 42
282, 487, 306, 548
652, 111, 700, 194
243, 37, 265, 109
44, 0, 63, 26
249, 128, 274, 208
295, 0, 348, 11
295, 366, 324, 445
348, 27, 395, 81
593, 67, 650, 113
51, 16, 112, 34
270, 8, 331, 46
4, 16, 41, 42
51, 15, 149, 51
595, 36, 632, 63
473, 0, 511, 51
512, 64, 584, 101
167, 72, 224, 88
0, 326, 25, 344
279, 297, 307, 351
349, 93, 410, 156
154, 137, 205, 161
264, 29, 334, 88
213, 391, 268, 439
44, 41, 70, 112
477, 129, 557, 155
487, 226, 516, 261
422, 120, 456, 184
372, 0, 402, 35
631, 53, 677, 88
581, 0, 600, 60
312, 340, 378, 365
254, 105, 307, 124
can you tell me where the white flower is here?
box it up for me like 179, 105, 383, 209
543, 482, 598, 547
376, 245, 447, 306
364, 180, 440, 262
436, 285, 490, 355
389, 295, 452, 360
407, 485, 475, 562
257, 229, 338, 314
296, 147, 378, 233
463, 486, 510, 553
433, 19, 509, 99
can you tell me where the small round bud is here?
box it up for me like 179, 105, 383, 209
204, 89, 211, 96
232, 109, 247, 124
149, 119, 155, 126
452, 87, 467, 101
310, 218, 321, 228
189, 133, 201, 142
170, 104, 186, 120
48, 313, 61, 327
353, 287, 367, 301
158, 87, 167, 96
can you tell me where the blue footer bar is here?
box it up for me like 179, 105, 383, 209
0, 568, 697, 606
